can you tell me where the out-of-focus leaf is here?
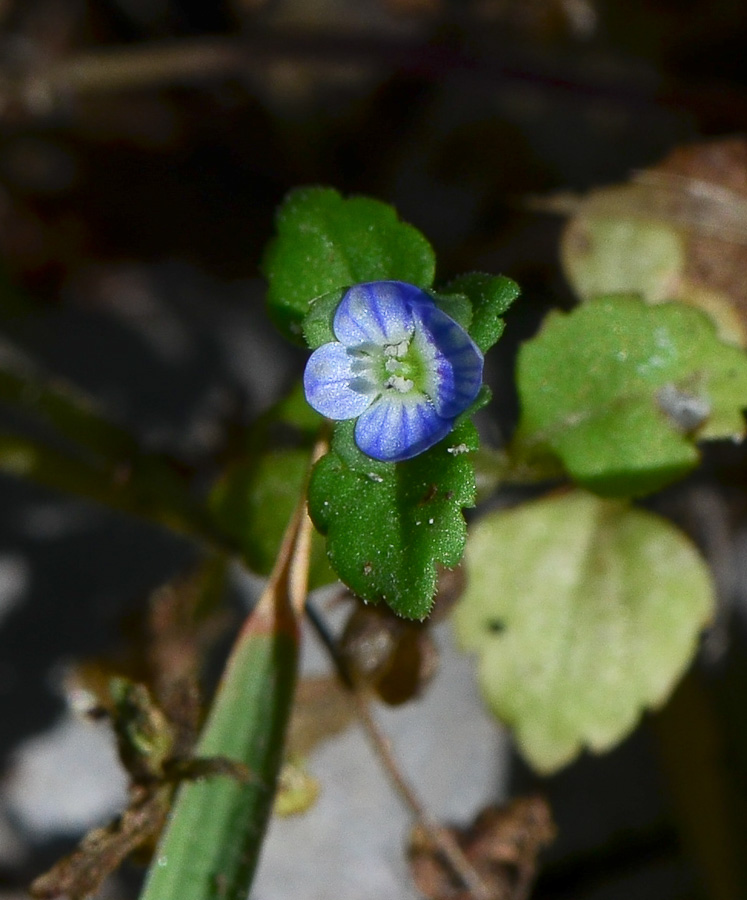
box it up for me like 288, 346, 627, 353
274, 759, 320, 817
561, 138, 747, 347
209, 382, 333, 590
514, 295, 747, 496
340, 604, 439, 705
263, 187, 436, 342
0, 432, 216, 541
267, 380, 326, 437
0, 367, 139, 461
453, 490, 714, 773
284, 676, 355, 758
274, 675, 359, 818
562, 185, 687, 302
209, 449, 335, 590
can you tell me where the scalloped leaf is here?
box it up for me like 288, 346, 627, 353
263, 187, 436, 342
442, 273, 520, 352
307, 419, 478, 619
514, 295, 747, 497
453, 490, 714, 773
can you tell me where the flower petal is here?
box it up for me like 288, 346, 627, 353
412, 303, 483, 418
354, 393, 453, 462
334, 282, 418, 347
304, 342, 375, 420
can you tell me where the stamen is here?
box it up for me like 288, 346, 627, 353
386, 374, 414, 393
384, 339, 410, 359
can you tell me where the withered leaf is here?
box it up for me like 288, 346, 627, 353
562, 137, 747, 347
408, 797, 555, 900
285, 676, 356, 758
340, 604, 439, 706
30, 787, 171, 900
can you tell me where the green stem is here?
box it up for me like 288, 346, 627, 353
0, 367, 140, 462
139, 627, 299, 900
0, 431, 228, 547
138, 441, 320, 900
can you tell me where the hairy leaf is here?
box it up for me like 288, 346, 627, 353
308, 419, 478, 619
442, 273, 520, 352
453, 490, 714, 773
263, 187, 436, 342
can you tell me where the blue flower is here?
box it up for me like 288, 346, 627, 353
303, 281, 484, 462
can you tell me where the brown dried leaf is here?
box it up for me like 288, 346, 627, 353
655, 138, 747, 342
340, 604, 439, 706
285, 676, 356, 758
32, 564, 237, 899
408, 797, 556, 900
562, 137, 747, 346
30, 787, 171, 900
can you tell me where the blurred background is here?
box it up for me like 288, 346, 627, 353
1, 1, 747, 898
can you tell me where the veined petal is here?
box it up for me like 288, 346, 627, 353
354, 393, 453, 462
304, 342, 375, 420
334, 282, 418, 347
412, 303, 483, 418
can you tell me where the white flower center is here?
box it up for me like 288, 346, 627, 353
347, 332, 427, 398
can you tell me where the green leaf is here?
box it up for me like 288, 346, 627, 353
453, 489, 714, 774
209, 449, 335, 591
267, 380, 326, 437
514, 296, 747, 496
427, 290, 473, 331
208, 383, 334, 590
308, 419, 478, 619
303, 289, 345, 349
263, 187, 436, 342
0, 431, 219, 543
441, 273, 520, 352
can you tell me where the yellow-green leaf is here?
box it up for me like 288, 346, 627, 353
453, 490, 714, 773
